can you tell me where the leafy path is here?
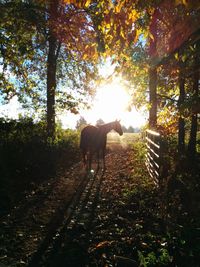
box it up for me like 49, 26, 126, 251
37, 147, 146, 267
2, 139, 193, 267
0, 162, 86, 266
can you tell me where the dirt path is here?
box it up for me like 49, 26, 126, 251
1, 136, 155, 267
34, 147, 136, 267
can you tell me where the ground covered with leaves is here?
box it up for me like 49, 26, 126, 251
1, 137, 200, 267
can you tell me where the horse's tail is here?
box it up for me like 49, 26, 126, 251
80, 127, 87, 150
80, 125, 97, 150
80, 131, 84, 150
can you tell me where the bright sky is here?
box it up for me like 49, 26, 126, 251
59, 78, 147, 129
60, 61, 147, 129
0, 61, 147, 129
0, 96, 24, 119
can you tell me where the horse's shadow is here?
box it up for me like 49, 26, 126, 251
86, 167, 106, 177
28, 163, 105, 267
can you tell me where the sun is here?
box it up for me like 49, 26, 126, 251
59, 77, 146, 129
94, 80, 130, 120
82, 78, 146, 128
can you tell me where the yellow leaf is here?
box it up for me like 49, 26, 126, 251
115, 5, 120, 13
182, 0, 188, 6
106, 23, 111, 29
149, 32, 154, 41
189, 45, 195, 51
174, 53, 179, 60
175, 0, 182, 5
85, 0, 91, 8
120, 29, 125, 39
115, 0, 124, 13
181, 54, 187, 62
148, 7, 155, 15
175, 0, 188, 6
82, 53, 88, 60
129, 10, 137, 21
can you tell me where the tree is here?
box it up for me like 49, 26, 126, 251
96, 118, 105, 126
178, 62, 186, 154
0, 0, 158, 140
188, 41, 200, 157
2, 0, 199, 144
47, 0, 59, 139
91, 0, 158, 128
147, 1, 200, 132
1, 0, 99, 139
149, 67, 157, 129
76, 116, 87, 130
121, 125, 128, 133
127, 126, 135, 133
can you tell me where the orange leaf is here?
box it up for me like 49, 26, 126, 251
96, 240, 113, 248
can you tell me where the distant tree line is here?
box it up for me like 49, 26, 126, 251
75, 116, 140, 133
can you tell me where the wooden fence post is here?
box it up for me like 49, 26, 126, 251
145, 129, 162, 186
149, 67, 158, 129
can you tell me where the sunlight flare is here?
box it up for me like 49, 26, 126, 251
60, 77, 146, 129
82, 78, 146, 128
94, 80, 130, 120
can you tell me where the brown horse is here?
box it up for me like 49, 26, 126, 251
80, 120, 123, 171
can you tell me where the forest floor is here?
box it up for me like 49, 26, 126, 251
0, 134, 199, 267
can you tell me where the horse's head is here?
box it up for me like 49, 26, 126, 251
113, 120, 123, 136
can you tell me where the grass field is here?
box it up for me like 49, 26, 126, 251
107, 132, 141, 149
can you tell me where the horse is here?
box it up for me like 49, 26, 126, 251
80, 120, 123, 171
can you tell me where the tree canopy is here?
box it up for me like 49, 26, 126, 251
1, 0, 100, 137
1, 0, 199, 141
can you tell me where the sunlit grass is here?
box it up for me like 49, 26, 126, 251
107, 132, 141, 143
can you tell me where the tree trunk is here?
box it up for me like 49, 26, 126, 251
47, 35, 57, 140
148, 7, 158, 130
188, 115, 198, 156
149, 67, 157, 129
178, 65, 185, 154
188, 44, 199, 157
47, 1, 58, 140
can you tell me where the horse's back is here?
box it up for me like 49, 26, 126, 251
80, 125, 98, 150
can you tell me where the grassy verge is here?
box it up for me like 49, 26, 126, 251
119, 141, 200, 266
0, 118, 80, 215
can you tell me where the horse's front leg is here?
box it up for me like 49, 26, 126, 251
82, 150, 87, 169
96, 150, 100, 170
88, 151, 93, 171
102, 149, 106, 170
82, 150, 88, 170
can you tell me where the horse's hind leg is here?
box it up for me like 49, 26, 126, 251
102, 149, 106, 170
96, 151, 100, 170
88, 151, 93, 171
82, 150, 87, 169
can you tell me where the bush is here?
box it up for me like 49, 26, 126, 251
0, 117, 80, 214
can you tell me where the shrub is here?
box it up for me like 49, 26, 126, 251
0, 117, 80, 214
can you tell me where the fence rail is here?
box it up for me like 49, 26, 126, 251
145, 129, 161, 185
